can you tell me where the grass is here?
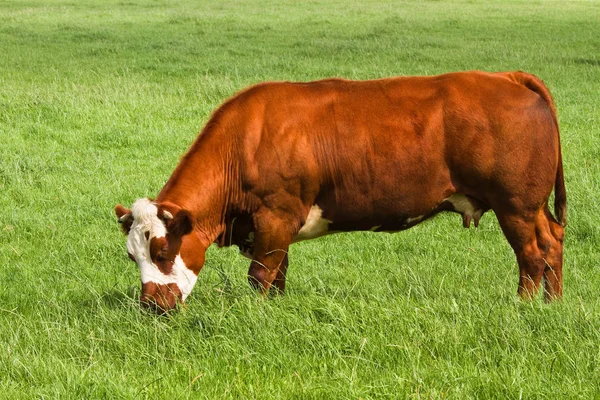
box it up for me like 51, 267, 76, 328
1, 0, 600, 398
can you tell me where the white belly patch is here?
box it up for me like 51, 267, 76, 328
293, 205, 332, 242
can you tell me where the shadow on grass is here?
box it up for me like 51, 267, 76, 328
573, 58, 600, 66
79, 286, 140, 311
90, 287, 191, 318
102, 286, 139, 307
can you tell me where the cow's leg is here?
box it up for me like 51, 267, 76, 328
497, 212, 545, 299
271, 254, 289, 294
247, 213, 294, 294
497, 207, 564, 301
248, 247, 290, 294
538, 208, 564, 301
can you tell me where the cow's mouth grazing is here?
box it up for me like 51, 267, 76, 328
119, 199, 198, 314
140, 281, 183, 314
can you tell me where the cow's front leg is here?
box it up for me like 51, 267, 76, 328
248, 252, 289, 294
247, 212, 295, 294
270, 254, 289, 294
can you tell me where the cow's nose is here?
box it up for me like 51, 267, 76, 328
140, 296, 164, 314
140, 282, 182, 314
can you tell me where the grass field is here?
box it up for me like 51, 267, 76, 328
1, 0, 600, 398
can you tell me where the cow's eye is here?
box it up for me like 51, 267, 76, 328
128, 252, 136, 262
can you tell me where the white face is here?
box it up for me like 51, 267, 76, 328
126, 198, 198, 301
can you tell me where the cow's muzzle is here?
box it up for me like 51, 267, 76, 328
140, 282, 182, 314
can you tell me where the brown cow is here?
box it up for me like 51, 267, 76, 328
115, 71, 566, 313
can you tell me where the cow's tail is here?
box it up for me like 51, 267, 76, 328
509, 71, 567, 227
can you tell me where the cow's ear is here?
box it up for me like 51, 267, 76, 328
115, 204, 133, 234
167, 210, 194, 237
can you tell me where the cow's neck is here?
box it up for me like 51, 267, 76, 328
156, 128, 242, 244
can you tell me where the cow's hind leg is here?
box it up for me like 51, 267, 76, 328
497, 207, 564, 301
538, 208, 564, 300
247, 212, 294, 294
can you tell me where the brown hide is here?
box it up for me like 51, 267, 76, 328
135, 70, 565, 303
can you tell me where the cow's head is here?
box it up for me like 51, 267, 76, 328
114, 198, 206, 314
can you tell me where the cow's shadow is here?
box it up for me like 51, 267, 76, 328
81, 286, 139, 310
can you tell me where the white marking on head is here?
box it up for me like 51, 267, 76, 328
126, 198, 198, 301
138, 255, 197, 300
129, 198, 166, 238
293, 205, 332, 242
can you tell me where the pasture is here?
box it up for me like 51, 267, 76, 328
1, 0, 600, 398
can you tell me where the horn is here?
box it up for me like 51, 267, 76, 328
162, 210, 174, 220
118, 213, 131, 223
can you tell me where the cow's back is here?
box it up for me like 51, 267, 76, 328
226, 72, 558, 229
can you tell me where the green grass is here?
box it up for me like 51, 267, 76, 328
1, 0, 600, 398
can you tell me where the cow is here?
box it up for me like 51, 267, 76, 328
115, 70, 566, 313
